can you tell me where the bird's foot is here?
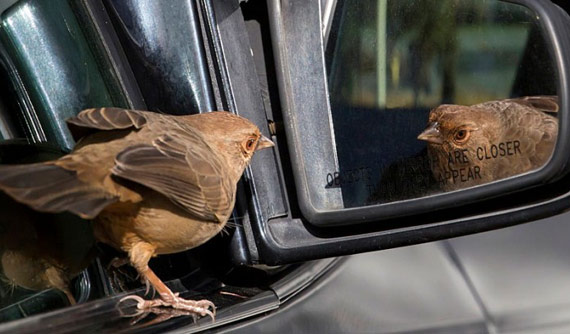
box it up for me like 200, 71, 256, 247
119, 293, 216, 321
122, 306, 201, 326
142, 278, 153, 296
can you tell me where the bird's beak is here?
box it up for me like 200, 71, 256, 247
256, 135, 275, 151
418, 122, 444, 145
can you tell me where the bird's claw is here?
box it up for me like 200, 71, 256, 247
117, 294, 216, 321
118, 295, 148, 311
143, 278, 154, 297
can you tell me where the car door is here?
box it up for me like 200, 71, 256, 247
0, 0, 570, 333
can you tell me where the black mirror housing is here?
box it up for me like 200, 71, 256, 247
226, 0, 570, 265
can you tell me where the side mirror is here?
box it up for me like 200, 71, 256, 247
239, 0, 570, 264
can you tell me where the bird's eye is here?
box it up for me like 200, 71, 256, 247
454, 129, 469, 143
243, 137, 257, 153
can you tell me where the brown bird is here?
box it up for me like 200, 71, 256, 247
0, 108, 274, 318
418, 96, 558, 191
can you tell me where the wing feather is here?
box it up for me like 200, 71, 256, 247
111, 131, 234, 223
66, 108, 148, 142
0, 163, 118, 219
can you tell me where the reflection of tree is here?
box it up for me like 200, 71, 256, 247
388, 0, 458, 105
511, 25, 557, 97
328, 0, 537, 108
327, 1, 378, 107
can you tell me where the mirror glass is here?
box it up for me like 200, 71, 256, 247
324, 0, 558, 207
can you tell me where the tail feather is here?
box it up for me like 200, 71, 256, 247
0, 163, 118, 219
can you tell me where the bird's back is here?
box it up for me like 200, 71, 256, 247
483, 100, 558, 176
57, 128, 151, 203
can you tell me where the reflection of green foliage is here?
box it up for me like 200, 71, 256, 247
328, 0, 541, 109
328, 1, 379, 106
387, 0, 458, 105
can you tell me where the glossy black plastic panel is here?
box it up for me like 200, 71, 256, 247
0, 283, 278, 334
104, 0, 215, 115
0, 96, 18, 140
0, 256, 342, 334
0, 0, 118, 150
70, 0, 147, 111
199, 0, 289, 264
0, 33, 42, 143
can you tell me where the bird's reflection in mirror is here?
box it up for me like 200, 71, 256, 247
418, 96, 558, 191
367, 96, 559, 203
325, 0, 557, 209
0, 194, 95, 308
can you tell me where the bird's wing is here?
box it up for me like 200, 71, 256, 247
502, 96, 559, 114
499, 102, 559, 173
111, 130, 234, 223
0, 163, 119, 219
66, 108, 148, 142
477, 96, 559, 116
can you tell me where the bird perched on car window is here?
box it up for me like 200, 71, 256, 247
0, 108, 274, 319
418, 96, 558, 191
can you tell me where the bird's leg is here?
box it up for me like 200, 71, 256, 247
45, 267, 76, 305
118, 242, 215, 320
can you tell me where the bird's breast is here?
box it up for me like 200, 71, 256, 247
94, 193, 226, 256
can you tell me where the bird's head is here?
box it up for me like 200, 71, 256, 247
418, 104, 500, 156
416, 98, 558, 191
188, 112, 274, 175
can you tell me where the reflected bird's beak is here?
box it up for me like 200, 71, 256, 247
256, 135, 275, 151
418, 122, 444, 145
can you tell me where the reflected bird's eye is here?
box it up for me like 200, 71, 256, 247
454, 129, 469, 143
